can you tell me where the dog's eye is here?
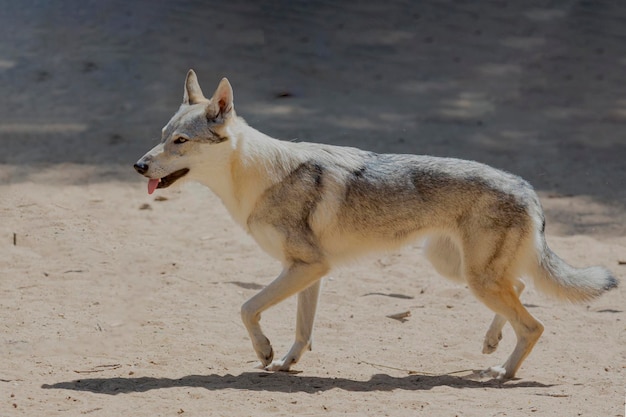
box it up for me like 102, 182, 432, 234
173, 137, 188, 144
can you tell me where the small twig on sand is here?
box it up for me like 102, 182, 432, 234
74, 364, 121, 374
386, 311, 411, 322
359, 359, 472, 376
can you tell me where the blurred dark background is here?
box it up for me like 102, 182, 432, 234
0, 0, 624, 231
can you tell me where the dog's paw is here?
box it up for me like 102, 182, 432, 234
480, 365, 507, 380
264, 355, 298, 372
482, 332, 502, 354
261, 345, 274, 366
253, 336, 274, 367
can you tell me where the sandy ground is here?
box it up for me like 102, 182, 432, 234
1, 1, 625, 416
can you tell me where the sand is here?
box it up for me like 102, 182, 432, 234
1, 1, 624, 416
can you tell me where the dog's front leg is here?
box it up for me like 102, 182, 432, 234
265, 279, 322, 371
241, 262, 328, 369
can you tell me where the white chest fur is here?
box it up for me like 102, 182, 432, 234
247, 222, 287, 264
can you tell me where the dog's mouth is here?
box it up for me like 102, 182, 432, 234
147, 168, 190, 194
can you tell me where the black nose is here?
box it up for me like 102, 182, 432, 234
134, 162, 149, 175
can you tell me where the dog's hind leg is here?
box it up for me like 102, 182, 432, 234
265, 279, 322, 371
462, 227, 544, 380
241, 262, 328, 369
425, 236, 532, 359
475, 280, 543, 380
482, 279, 525, 354
464, 259, 543, 379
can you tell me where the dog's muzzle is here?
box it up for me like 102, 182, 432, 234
134, 158, 190, 193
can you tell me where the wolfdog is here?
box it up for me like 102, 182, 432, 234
134, 70, 617, 380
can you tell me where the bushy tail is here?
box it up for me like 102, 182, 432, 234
533, 244, 618, 303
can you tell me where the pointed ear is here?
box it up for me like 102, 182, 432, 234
209, 77, 234, 119
183, 69, 207, 105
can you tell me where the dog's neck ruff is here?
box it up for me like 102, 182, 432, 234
197, 118, 302, 231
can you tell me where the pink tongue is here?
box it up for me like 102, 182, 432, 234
147, 178, 160, 195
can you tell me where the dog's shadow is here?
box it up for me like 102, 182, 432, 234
41, 371, 553, 395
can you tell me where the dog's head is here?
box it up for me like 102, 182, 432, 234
134, 70, 235, 194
